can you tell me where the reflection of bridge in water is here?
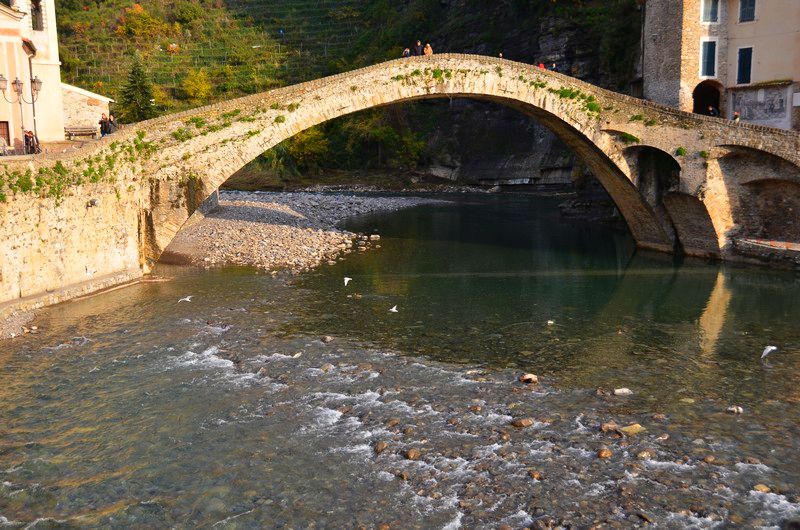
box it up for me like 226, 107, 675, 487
1, 54, 799, 313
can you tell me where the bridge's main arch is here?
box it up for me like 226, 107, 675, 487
3, 54, 799, 312
145, 55, 684, 263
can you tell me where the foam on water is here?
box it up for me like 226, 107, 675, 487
441, 510, 463, 530
173, 347, 234, 369
310, 407, 343, 429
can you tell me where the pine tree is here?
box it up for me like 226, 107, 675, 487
118, 54, 156, 123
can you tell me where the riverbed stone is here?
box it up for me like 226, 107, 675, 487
619, 424, 646, 436
511, 418, 534, 428
405, 448, 422, 461
597, 448, 613, 459
374, 441, 389, 455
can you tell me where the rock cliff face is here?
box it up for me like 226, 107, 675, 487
409, 2, 641, 187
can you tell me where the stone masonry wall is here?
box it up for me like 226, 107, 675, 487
0, 178, 144, 317
62, 87, 111, 131
642, 0, 684, 107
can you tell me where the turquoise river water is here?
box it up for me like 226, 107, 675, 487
1, 193, 799, 528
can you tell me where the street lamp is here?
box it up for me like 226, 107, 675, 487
0, 74, 43, 153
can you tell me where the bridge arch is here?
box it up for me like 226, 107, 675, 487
148, 56, 682, 263
4, 54, 798, 312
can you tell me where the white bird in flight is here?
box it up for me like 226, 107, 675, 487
178, 296, 194, 303
389, 305, 398, 313
344, 277, 352, 286
761, 345, 778, 359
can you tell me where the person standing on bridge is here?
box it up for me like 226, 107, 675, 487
424, 43, 434, 56
707, 105, 720, 118
413, 40, 424, 56
99, 114, 110, 137
402, 48, 411, 58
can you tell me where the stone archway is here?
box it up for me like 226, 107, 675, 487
4, 54, 800, 311
693, 81, 723, 116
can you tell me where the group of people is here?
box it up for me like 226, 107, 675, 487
705, 105, 741, 124
0, 130, 39, 156
99, 113, 118, 137
401, 40, 434, 58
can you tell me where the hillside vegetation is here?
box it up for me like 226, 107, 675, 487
56, 0, 641, 184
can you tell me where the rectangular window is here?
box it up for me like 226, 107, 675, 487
737, 47, 753, 84
31, 0, 44, 31
740, 0, 756, 22
701, 40, 717, 77
0, 121, 9, 148
702, 0, 719, 22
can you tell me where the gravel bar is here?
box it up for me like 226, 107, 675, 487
162, 190, 443, 271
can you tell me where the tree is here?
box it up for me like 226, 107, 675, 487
118, 54, 156, 123
181, 69, 212, 105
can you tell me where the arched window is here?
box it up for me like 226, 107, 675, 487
31, 0, 44, 31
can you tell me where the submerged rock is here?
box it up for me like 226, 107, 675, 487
405, 448, 421, 461
597, 448, 613, 459
614, 388, 633, 396
619, 424, 646, 436
528, 470, 543, 480
374, 441, 389, 455
511, 418, 534, 428
519, 373, 539, 384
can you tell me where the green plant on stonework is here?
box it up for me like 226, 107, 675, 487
699, 150, 709, 159
118, 54, 157, 123
186, 116, 207, 129
172, 128, 193, 142
275, 115, 286, 124
620, 132, 640, 144
675, 147, 687, 156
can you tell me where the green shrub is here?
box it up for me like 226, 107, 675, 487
675, 147, 687, 156
620, 132, 640, 144
171, 128, 193, 142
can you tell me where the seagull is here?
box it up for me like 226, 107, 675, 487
761, 345, 778, 359
344, 277, 352, 286
178, 296, 194, 303
389, 305, 398, 313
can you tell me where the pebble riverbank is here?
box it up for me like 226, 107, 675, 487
162, 190, 443, 272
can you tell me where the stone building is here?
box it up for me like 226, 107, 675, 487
0, 0, 110, 151
638, 0, 800, 130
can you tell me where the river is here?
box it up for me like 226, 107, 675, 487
1, 193, 798, 528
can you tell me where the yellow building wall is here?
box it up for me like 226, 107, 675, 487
0, 0, 65, 148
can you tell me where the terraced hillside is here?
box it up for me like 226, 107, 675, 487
56, 0, 642, 185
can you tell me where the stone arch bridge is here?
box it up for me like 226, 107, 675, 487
1, 54, 799, 312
